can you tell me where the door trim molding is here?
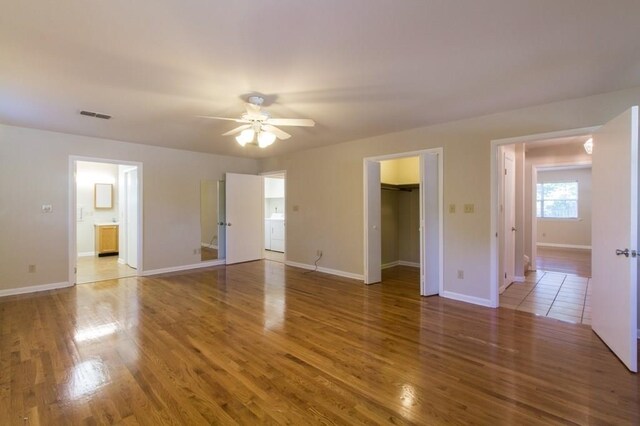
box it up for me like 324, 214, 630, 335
490, 126, 600, 308
69, 156, 144, 285
363, 147, 443, 296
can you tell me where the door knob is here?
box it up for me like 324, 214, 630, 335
511, 227, 517, 232
227, 223, 232, 227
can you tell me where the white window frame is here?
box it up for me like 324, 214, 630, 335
536, 180, 579, 220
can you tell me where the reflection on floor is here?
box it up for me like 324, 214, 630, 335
77, 255, 137, 284
536, 247, 591, 277
264, 249, 285, 263
201, 247, 218, 261
500, 270, 591, 325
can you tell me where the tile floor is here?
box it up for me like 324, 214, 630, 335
500, 270, 591, 325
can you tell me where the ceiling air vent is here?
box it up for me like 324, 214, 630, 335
80, 110, 112, 120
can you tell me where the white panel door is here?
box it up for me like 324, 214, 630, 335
365, 160, 381, 284
503, 153, 516, 286
125, 168, 138, 269
420, 152, 440, 296
225, 173, 264, 265
591, 106, 638, 372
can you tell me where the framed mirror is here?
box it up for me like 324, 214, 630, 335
200, 180, 226, 261
94, 183, 113, 209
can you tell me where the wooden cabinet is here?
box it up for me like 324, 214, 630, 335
95, 224, 119, 256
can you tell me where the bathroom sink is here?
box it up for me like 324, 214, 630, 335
269, 213, 284, 219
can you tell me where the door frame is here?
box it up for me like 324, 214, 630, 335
68, 156, 144, 285
490, 126, 599, 307
261, 170, 287, 261
363, 147, 444, 296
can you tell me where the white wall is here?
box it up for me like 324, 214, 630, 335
260, 86, 640, 303
76, 161, 120, 255
536, 168, 592, 248
524, 144, 592, 261
0, 124, 258, 293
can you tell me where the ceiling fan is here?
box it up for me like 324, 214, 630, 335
198, 96, 315, 148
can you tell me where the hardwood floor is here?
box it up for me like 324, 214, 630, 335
76, 255, 137, 284
1, 262, 638, 425
536, 247, 591, 277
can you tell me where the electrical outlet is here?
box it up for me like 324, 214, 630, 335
41, 204, 53, 213
449, 204, 456, 214
193, 248, 199, 255
28, 264, 36, 273
457, 270, 464, 279
317, 249, 322, 257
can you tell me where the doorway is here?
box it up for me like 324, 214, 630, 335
363, 148, 443, 296
69, 157, 143, 284
262, 171, 286, 263
492, 133, 595, 322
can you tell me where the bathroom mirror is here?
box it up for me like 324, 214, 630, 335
200, 180, 226, 261
94, 183, 113, 209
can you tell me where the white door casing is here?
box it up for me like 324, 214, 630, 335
591, 106, 638, 373
225, 173, 264, 265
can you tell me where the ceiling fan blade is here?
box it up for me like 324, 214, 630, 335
222, 124, 251, 136
265, 118, 315, 127
197, 115, 248, 123
262, 125, 291, 140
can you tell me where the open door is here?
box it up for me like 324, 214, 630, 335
225, 173, 263, 265
364, 160, 381, 284
591, 106, 638, 372
503, 150, 516, 287
420, 152, 440, 295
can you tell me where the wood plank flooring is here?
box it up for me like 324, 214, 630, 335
536, 247, 591, 277
1, 262, 638, 425
76, 256, 137, 284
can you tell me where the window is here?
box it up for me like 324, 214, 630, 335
536, 181, 578, 218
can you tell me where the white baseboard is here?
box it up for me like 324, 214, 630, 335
78, 251, 95, 257
441, 290, 495, 308
285, 260, 364, 281
537, 243, 592, 250
0, 281, 72, 298
381, 261, 399, 269
382, 261, 420, 269
142, 260, 225, 276
201, 242, 218, 249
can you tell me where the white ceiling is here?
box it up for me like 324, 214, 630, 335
1, 1, 639, 158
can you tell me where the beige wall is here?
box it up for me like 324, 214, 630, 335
398, 189, 420, 264
381, 189, 399, 265
260, 86, 640, 302
536, 168, 592, 247
0, 124, 258, 292
381, 157, 419, 185
524, 144, 592, 261
76, 161, 120, 254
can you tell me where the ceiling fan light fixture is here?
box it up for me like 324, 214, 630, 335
584, 137, 593, 154
258, 131, 276, 148
236, 128, 255, 146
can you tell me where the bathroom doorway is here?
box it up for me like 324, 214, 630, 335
69, 157, 143, 284
262, 171, 286, 263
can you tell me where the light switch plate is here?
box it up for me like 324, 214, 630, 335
449, 204, 456, 214
463, 204, 474, 214
42, 204, 53, 213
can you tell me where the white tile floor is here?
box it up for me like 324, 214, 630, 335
500, 270, 591, 325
